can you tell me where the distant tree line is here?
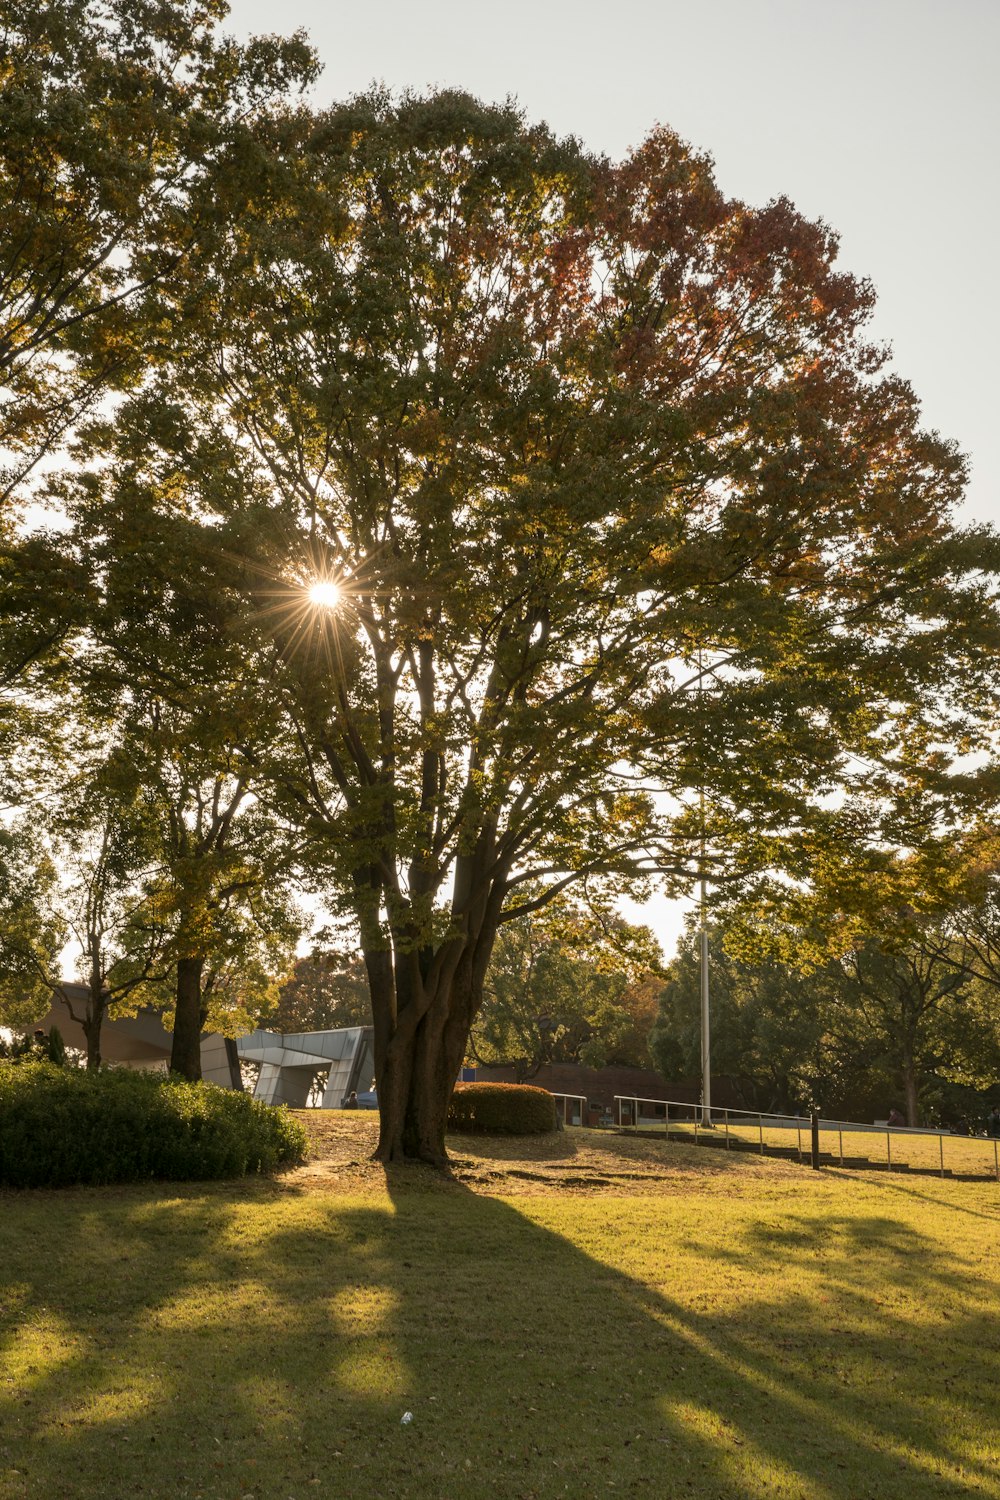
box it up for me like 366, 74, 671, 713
652, 862, 1000, 1128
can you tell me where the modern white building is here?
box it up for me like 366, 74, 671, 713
236, 1026, 375, 1109
27, 990, 375, 1108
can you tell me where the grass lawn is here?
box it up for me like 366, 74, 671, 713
2, 1115, 999, 1500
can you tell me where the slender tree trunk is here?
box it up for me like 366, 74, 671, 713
76, 972, 106, 1068
81, 978, 106, 1070
900, 1020, 920, 1126
82, 1015, 102, 1071
171, 956, 205, 1080
902, 1050, 919, 1128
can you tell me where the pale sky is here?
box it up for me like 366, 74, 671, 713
226, 0, 998, 529
224, 0, 998, 955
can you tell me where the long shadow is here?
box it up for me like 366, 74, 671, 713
1, 1167, 998, 1499
870, 1175, 1000, 1224
448, 1131, 583, 1165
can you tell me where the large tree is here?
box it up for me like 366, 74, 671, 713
0, 0, 316, 720
905, 828, 1000, 996
840, 938, 974, 1127
79, 90, 1000, 1160
653, 920, 1000, 1124
717, 836, 1000, 1125
116, 696, 303, 1078
0, 764, 168, 1068
650, 930, 842, 1116
0, 0, 316, 490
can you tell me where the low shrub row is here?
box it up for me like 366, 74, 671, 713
0, 1062, 308, 1188
447, 1081, 556, 1135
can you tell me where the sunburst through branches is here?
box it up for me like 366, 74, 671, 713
308, 580, 341, 609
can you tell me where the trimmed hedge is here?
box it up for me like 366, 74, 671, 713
447, 1082, 557, 1135
0, 1062, 308, 1188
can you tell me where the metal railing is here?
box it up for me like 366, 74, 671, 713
612, 1096, 1000, 1182
551, 1092, 588, 1127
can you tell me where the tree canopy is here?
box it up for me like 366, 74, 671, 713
0, 0, 316, 702
3, 26, 999, 1159
698, 830, 1000, 1126
1, 0, 316, 1066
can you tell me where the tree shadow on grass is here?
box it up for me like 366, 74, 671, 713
447, 1126, 777, 1177
0, 1170, 998, 1500
448, 1130, 583, 1165
867, 1175, 1000, 1225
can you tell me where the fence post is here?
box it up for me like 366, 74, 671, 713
939, 1133, 945, 1178
758, 1114, 764, 1155
811, 1111, 820, 1170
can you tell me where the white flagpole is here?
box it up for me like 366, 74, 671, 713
698, 645, 711, 1127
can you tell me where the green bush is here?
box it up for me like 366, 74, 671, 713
0, 1026, 66, 1065
0, 1062, 308, 1188
447, 1082, 557, 1135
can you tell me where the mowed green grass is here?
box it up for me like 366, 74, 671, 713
2, 1122, 999, 1500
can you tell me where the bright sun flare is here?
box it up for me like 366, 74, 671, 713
308, 580, 341, 608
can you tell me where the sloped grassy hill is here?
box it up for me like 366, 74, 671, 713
1, 1115, 997, 1499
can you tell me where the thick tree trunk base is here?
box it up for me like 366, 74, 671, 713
371, 1143, 449, 1167
368, 953, 482, 1168
372, 1099, 451, 1166
373, 1028, 455, 1165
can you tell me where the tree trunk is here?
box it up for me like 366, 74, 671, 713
901, 1040, 919, 1127
171, 956, 205, 1080
770, 1075, 793, 1115
373, 965, 481, 1164
70, 961, 110, 1072
80, 977, 106, 1070
82, 1015, 102, 1071
374, 1004, 453, 1163
367, 850, 506, 1164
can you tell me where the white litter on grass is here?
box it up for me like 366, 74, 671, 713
401, 1411, 414, 1424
